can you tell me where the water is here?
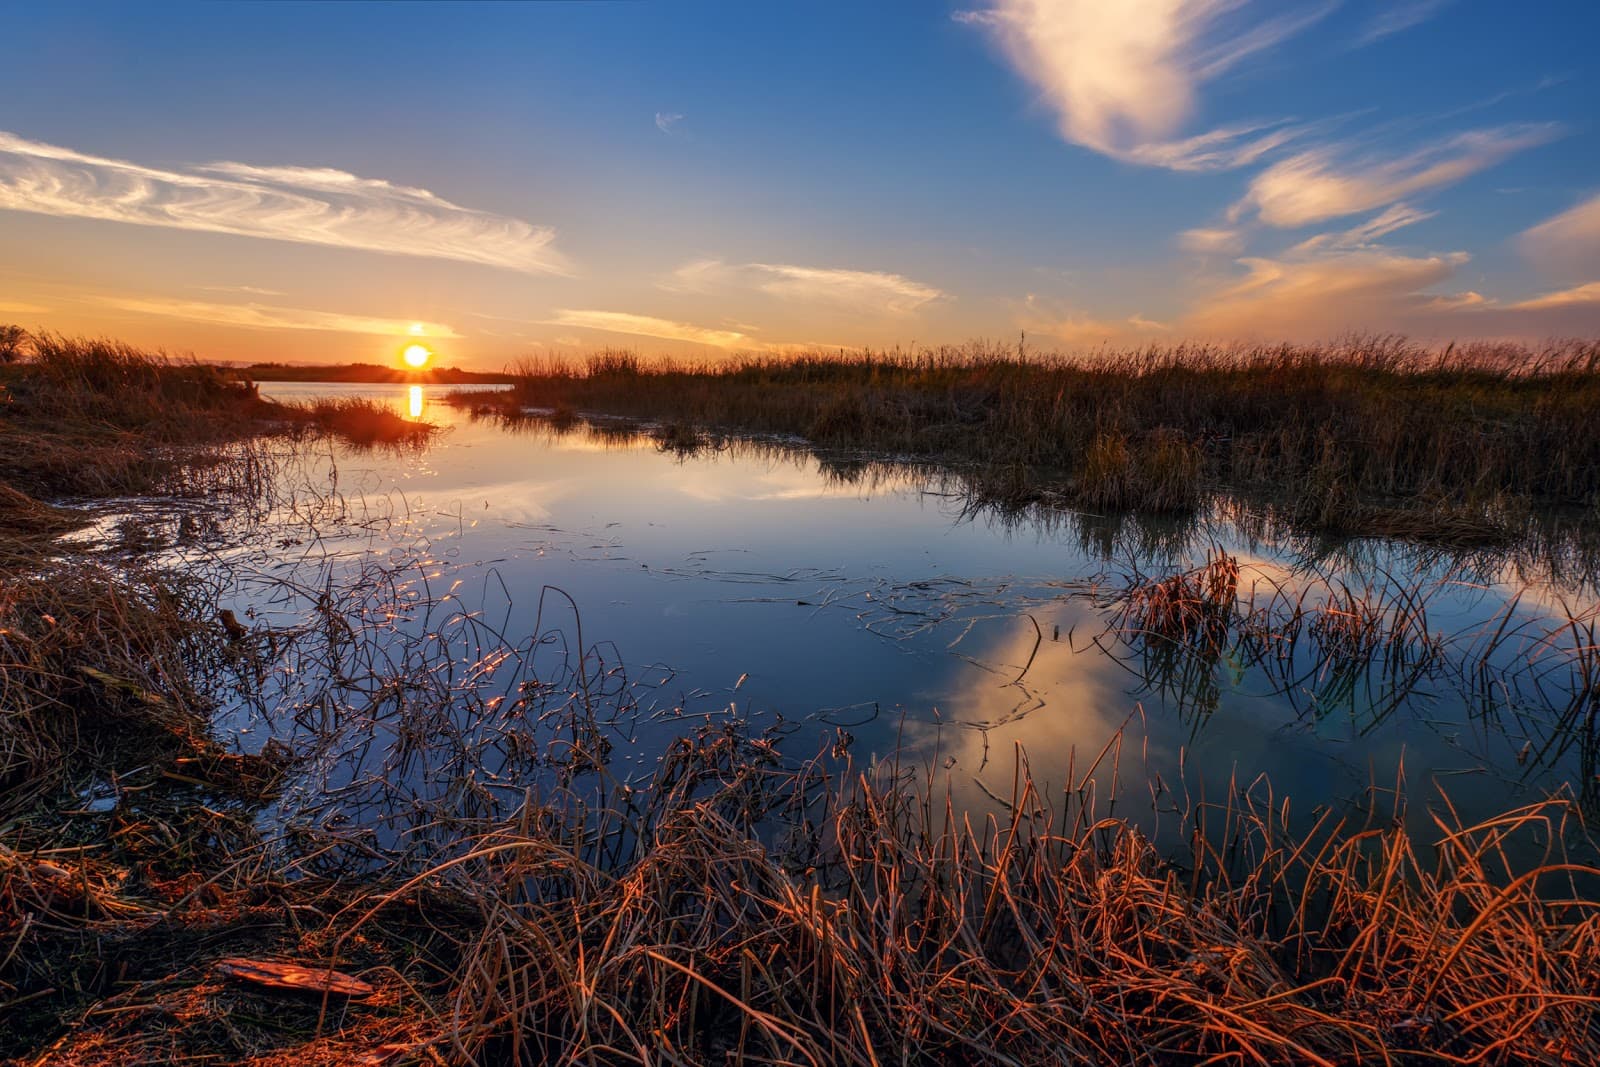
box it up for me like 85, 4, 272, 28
186, 381, 1597, 859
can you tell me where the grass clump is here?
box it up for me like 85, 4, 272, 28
0, 557, 232, 820
285, 397, 436, 449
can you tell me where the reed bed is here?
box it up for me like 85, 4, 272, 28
0, 332, 433, 504
483, 336, 1600, 543
5, 330, 1600, 1064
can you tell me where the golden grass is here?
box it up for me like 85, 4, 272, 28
6, 738, 1596, 1064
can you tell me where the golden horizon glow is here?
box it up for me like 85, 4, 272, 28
402, 343, 433, 368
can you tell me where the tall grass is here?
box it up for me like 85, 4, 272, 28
0, 333, 433, 502
490, 336, 1600, 541
5, 332, 1600, 1063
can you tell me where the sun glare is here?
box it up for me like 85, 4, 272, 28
402, 343, 432, 368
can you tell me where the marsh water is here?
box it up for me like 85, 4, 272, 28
146, 382, 1599, 863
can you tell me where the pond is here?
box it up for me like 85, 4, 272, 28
174, 381, 1598, 867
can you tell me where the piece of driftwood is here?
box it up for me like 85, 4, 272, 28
214, 957, 374, 998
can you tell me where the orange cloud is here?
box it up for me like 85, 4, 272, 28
663, 259, 946, 315
545, 309, 755, 349
1519, 192, 1600, 277
1235, 125, 1558, 228
104, 296, 459, 337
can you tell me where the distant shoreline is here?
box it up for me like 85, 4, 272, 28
221, 361, 518, 385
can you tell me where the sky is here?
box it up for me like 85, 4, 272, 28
1, 0, 1597, 367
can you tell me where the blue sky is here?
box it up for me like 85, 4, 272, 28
1, 1, 1597, 364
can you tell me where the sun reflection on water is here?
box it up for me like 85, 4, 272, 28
408, 384, 423, 419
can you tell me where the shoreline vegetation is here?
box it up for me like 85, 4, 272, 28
467, 337, 1600, 549
2, 332, 1599, 1063
228, 362, 517, 385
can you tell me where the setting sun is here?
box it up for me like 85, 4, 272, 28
402, 343, 432, 368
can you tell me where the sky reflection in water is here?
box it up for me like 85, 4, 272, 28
229, 382, 1598, 853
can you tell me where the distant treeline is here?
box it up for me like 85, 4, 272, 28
229, 361, 517, 385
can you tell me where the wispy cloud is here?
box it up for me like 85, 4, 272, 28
654, 112, 685, 134
1417, 290, 1489, 312
1187, 248, 1468, 336
659, 257, 730, 294
1519, 191, 1600, 276
1234, 124, 1559, 227
1356, 0, 1452, 45
0, 300, 48, 315
1507, 281, 1600, 311
1178, 227, 1244, 254
0, 130, 568, 274
105, 295, 459, 337
1290, 202, 1437, 252
546, 309, 754, 349
1118, 120, 1307, 172
749, 263, 945, 313
957, 0, 1332, 168
1178, 237, 1600, 338
1018, 294, 1169, 346
197, 284, 285, 297
660, 259, 946, 314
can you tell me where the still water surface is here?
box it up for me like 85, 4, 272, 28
203, 382, 1598, 857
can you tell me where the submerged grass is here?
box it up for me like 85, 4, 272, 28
3, 331, 1600, 1063
484, 336, 1600, 543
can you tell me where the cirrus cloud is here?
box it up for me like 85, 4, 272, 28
1186, 248, 1470, 337
662, 259, 946, 315
1505, 281, 1600, 312
1519, 191, 1600, 277
545, 309, 754, 350
957, 0, 1332, 169
1289, 202, 1438, 253
749, 263, 945, 313
0, 130, 569, 274
1356, 0, 1453, 45
1182, 243, 1600, 340
1233, 124, 1560, 228
1178, 227, 1244, 254
1017, 293, 1170, 347
104, 296, 460, 337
